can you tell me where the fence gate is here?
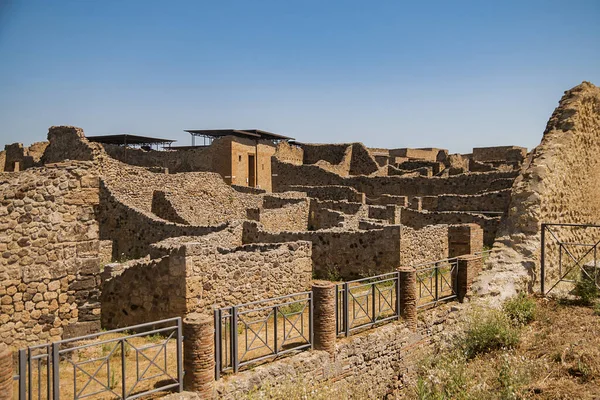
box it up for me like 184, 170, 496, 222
12, 317, 183, 400
541, 223, 600, 295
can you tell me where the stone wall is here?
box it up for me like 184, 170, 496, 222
98, 181, 225, 260
101, 229, 313, 328
348, 143, 380, 176
477, 82, 600, 300
272, 159, 517, 197
472, 146, 527, 163
300, 143, 350, 166
258, 201, 310, 232
400, 207, 500, 246
287, 185, 365, 203
0, 161, 104, 348
3, 142, 48, 172
274, 141, 303, 165
399, 225, 449, 267
99, 158, 261, 226
0, 151, 5, 172
435, 189, 511, 213
243, 221, 401, 280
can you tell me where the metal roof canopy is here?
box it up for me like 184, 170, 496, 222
184, 129, 295, 141
87, 134, 176, 146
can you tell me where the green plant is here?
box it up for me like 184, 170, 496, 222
594, 302, 600, 316
573, 277, 599, 306
279, 301, 306, 316
109, 369, 118, 389
503, 293, 536, 326
461, 309, 520, 359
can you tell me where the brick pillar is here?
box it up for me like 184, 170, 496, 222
312, 281, 337, 356
448, 223, 484, 258
398, 268, 417, 331
0, 344, 13, 400
183, 314, 214, 399
455, 255, 483, 302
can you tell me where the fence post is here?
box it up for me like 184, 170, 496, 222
456, 255, 483, 302
183, 313, 215, 399
312, 281, 337, 356
398, 267, 417, 331
0, 344, 12, 400
540, 223, 546, 295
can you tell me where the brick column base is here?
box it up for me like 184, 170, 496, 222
183, 314, 214, 399
0, 344, 13, 400
312, 281, 337, 356
455, 255, 483, 302
399, 268, 417, 331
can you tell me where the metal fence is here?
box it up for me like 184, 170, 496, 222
414, 257, 458, 308
12, 317, 183, 400
336, 272, 401, 337
541, 223, 600, 295
214, 291, 313, 378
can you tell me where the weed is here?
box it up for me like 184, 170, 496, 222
503, 293, 536, 326
279, 301, 306, 316
109, 369, 118, 389
594, 302, 600, 316
461, 309, 519, 359
573, 277, 599, 306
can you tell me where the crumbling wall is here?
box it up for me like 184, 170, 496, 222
477, 82, 600, 299
274, 141, 303, 165
400, 208, 500, 246
0, 151, 5, 172
301, 143, 350, 166
0, 161, 105, 348
101, 232, 313, 328
472, 146, 527, 163
3, 142, 49, 172
348, 143, 380, 176
99, 158, 261, 226
259, 201, 310, 232
435, 189, 511, 213
287, 185, 365, 203
41, 126, 100, 163
399, 225, 449, 267
242, 221, 401, 280
273, 159, 517, 197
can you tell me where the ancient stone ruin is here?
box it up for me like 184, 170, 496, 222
1, 82, 599, 399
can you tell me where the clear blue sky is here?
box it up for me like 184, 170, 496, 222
0, 0, 598, 153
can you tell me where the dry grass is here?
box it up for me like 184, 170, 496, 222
403, 297, 600, 400
12, 332, 179, 400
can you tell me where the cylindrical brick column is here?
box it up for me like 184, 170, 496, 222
183, 313, 214, 399
0, 344, 13, 400
398, 267, 417, 331
455, 255, 483, 302
312, 281, 337, 356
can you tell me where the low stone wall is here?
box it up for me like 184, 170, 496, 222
400, 207, 499, 246
273, 159, 517, 197
396, 160, 444, 175
435, 189, 511, 212
287, 185, 365, 203
472, 146, 527, 163
274, 141, 303, 165
98, 182, 225, 259
400, 225, 450, 267
259, 201, 310, 232
101, 230, 313, 328
243, 221, 401, 280
365, 194, 409, 206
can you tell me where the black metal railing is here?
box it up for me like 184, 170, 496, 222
336, 272, 401, 337
414, 257, 458, 308
214, 291, 313, 378
13, 317, 183, 400
541, 223, 600, 295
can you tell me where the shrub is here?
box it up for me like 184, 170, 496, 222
503, 293, 536, 326
461, 310, 519, 359
573, 277, 599, 305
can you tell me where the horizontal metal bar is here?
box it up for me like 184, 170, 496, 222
349, 314, 399, 332
558, 242, 598, 247
237, 343, 312, 368
349, 278, 397, 290
344, 272, 398, 285
417, 294, 458, 308
58, 325, 178, 354
126, 382, 181, 400
413, 257, 460, 269
219, 291, 311, 311
53, 317, 181, 345
237, 299, 309, 315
